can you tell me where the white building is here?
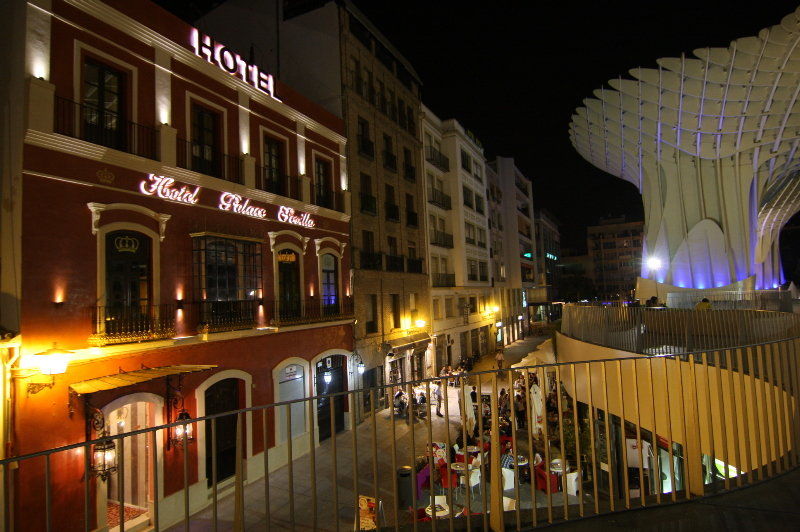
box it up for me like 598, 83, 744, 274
421, 106, 494, 370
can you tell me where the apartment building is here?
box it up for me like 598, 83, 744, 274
534, 210, 561, 301
421, 106, 495, 369
489, 157, 534, 341
196, 0, 431, 391
1, 0, 354, 528
588, 216, 644, 299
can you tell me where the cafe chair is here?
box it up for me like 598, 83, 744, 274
503, 496, 517, 511
501, 468, 516, 491
461, 468, 482, 494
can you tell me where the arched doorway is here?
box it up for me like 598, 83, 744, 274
277, 249, 301, 319
205, 378, 240, 486
316, 355, 345, 441
102, 394, 162, 531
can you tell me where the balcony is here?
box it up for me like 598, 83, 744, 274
197, 299, 259, 333
429, 229, 454, 248
405, 210, 418, 227
255, 168, 302, 201
465, 236, 476, 246
468, 272, 478, 281
403, 162, 416, 182
88, 303, 175, 346
425, 145, 450, 171
266, 297, 354, 326
176, 138, 242, 184
427, 188, 452, 210
384, 202, 400, 222
359, 192, 377, 215
358, 136, 374, 159
312, 186, 344, 212
407, 257, 424, 273
385, 254, 405, 272
54, 96, 159, 160
432, 273, 455, 287
383, 150, 397, 172
360, 250, 383, 270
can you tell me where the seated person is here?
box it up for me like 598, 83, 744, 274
393, 390, 406, 416
418, 392, 427, 404
500, 441, 515, 469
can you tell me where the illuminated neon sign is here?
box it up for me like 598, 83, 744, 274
139, 174, 201, 204
191, 29, 276, 99
218, 192, 268, 219
277, 206, 315, 228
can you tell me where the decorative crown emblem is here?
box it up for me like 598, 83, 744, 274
96, 168, 115, 184
114, 235, 139, 253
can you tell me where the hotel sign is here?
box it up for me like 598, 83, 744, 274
137, 174, 315, 227
191, 29, 276, 99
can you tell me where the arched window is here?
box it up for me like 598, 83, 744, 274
105, 230, 151, 333
321, 253, 339, 315
277, 249, 301, 319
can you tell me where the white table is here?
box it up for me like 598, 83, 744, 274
424, 503, 451, 518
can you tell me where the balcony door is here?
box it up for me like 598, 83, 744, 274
321, 254, 339, 315
105, 230, 151, 334
191, 104, 221, 177
277, 249, 301, 319
83, 59, 126, 150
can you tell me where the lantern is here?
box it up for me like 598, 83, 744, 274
92, 436, 117, 481
171, 409, 194, 446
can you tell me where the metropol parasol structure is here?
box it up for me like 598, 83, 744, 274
570, 7, 800, 295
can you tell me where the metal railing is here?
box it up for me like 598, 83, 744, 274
7, 336, 800, 530
265, 297, 354, 326
54, 96, 159, 160
176, 138, 242, 183
666, 290, 793, 312
255, 167, 302, 200
428, 188, 452, 210
360, 193, 377, 215
360, 250, 383, 270
430, 229, 454, 248
433, 273, 456, 287
561, 304, 800, 355
386, 254, 405, 272
312, 187, 344, 212
426, 145, 450, 171
404, 163, 416, 182
88, 303, 175, 346
406, 210, 419, 227
196, 299, 259, 332
407, 257, 424, 274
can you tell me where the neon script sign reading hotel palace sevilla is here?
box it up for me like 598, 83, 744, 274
139, 174, 315, 228
190, 29, 276, 99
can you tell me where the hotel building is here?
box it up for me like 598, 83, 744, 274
0, 0, 355, 528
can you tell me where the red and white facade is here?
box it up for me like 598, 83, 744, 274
1, 0, 354, 529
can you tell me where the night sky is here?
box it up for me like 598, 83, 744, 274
350, 0, 800, 252
158, 0, 800, 259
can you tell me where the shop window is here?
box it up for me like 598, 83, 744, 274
191, 104, 221, 177
83, 59, 126, 150
321, 253, 339, 315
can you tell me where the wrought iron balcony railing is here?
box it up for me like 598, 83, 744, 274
358, 136, 374, 158
383, 151, 397, 172
88, 303, 175, 346
427, 188, 452, 210
407, 257, 424, 274
403, 162, 416, 182
432, 273, 455, 287
360, 250, 383, 270
54, 96, 159, 160
266, 297, 354, 326
384, 202, 400, 222
405, 210, 418, 227
425, 145, 450, 171
360, 193, 377, 215
255, 168, 302, 201
429, 229, 454, 248
385, 254, 405, 272
197, 299, 258, 333
176, 138, 242, 184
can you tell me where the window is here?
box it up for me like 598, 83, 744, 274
321, 253, 339, 315
433, 298, 441, 320
357, 117, 373, 157
104, 230, 151, 335
468, 259, 478, 281
191, 104, 221, 177
387, 236, 398, 256
460, 149, 472, 172
477, 228, 487, 248
366, 294, 378, 333
314, 158, 333, 205
475, 196, 485, 215
83, 59, 126, 150
408, 240, 417, 259
405, 193, 415, 213
261, 136, 285, 192
390, 294, 401, 329
473, 163, 483, 182
385, 184, 396, 205
469, 296, 478, 314
362, 230, 375, 252
479, 261, 488, 281
463, 186, 474, 209
445, 297, 455, 318
465, 223, 476, 245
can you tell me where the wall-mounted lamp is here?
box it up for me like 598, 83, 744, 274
414, 319, 427, 328
352, 350, 365, 375
176, 299, 184, 310
92, 433, 118, 481
492, 305, 500, 313
171, 409, 195, 446
27, 343, 70, 394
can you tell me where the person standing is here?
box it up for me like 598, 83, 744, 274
434, 382, 444, 417
495, 349, 505, 370
514, 393, 526, 429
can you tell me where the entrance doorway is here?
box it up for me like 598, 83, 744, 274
205, 378, 240, 486
316, 355, 345, 441
106, 401, 156, 531
277, 249, 301, 319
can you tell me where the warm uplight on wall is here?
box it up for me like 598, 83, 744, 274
27, 343, 70, 394
415, 319, 427, 328
309, 284, 315, 297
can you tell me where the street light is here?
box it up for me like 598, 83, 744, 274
646, 256, 663, 271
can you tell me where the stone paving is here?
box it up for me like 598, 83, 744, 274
170, 335, 553, 530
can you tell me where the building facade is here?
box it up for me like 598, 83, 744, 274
421, 107, 495, 369
1, 0, 355, 529
588, 216, 644, 300
487, 158, 529, 344
533, 209, 561, 303
196, 0, 431, 393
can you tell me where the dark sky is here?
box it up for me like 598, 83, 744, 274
349, 0, 800, 251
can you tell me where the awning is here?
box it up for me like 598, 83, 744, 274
386, 332, 431, 358
69, 364, 217, 395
